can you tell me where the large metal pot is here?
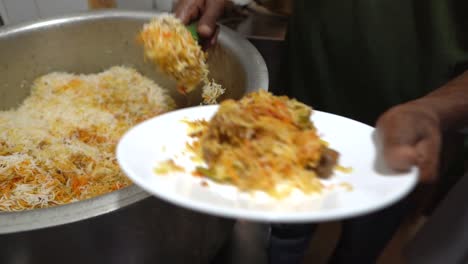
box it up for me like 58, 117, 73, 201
0, 10, 268, 264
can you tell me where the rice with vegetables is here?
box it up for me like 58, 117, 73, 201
138, 14, 225, 104
190, 91, 339, 198
0, 66, 174, 211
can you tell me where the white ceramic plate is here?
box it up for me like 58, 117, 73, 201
117, 105, 418, 223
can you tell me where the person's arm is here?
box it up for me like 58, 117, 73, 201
417, 70, 468, 131
376, 70, 468, 182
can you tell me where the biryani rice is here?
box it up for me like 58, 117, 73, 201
0, 66, 175, 211
139, 14, 225, 104
190, 91, 339, 198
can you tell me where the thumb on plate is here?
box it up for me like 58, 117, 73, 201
414, 134, 441, 183
383, 144, 419, 172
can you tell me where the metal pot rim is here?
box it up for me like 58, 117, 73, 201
0, 10, 268, 234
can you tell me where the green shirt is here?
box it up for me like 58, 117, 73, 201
283, 0, 468, 125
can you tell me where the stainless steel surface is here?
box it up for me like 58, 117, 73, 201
0, 10, 268, 264
0, 198, 236, 264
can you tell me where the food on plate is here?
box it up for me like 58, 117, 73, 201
0, 66, 175, 211
154, 159, 185, 175
138, 14, 225, 104
189, 90, 340, 198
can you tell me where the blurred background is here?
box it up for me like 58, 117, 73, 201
0, 0, 290, 40
0, 0, 289, 94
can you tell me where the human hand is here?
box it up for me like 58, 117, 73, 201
376, 100, 442, 183
174, 0, 227, 48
